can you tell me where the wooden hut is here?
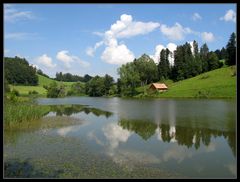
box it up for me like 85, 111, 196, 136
149, 83, 168, 92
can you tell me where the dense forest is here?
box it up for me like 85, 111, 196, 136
4, 56, 38, 85
55, 72, 93, 82
4, 58, 93, 85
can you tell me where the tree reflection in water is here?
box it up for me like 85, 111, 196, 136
119, 119, 157, 140
48, 104, 113, 118
118, 118, 236, 157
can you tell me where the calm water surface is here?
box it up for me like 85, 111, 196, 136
4, 97, 236, 178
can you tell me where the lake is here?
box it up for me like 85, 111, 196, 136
4, 97, 236, 178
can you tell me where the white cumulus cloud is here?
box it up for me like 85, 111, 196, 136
160, 22, 194, 41
88, 14, 160, 64
167, 43, 177, 66
36, 54, 56, 69
108, 14, 160, 39
220, 9, 236, 23
86, 41, 104, 57
116, 17, 159, 38
86, 47, 95, 57
192, 13, 202, 21
56, 50, 74, 68
56, 50, 90, 68
201, 32, 215, 42
151, 44, 165, 64
167, 43, 177, 54
101, 44, 135, 65
188, 41, 194, 54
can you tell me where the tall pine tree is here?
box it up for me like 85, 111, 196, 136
158, 49, 170, 81
172, 45, 185, 81
200, 43, 209, 73
208, 52, 220, 71
226, 32, 236, 65
184, 42, 194, 78
193, 40, 202, 75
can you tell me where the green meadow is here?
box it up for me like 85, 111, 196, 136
9, 74, 77, 96
136, 66, 236, 98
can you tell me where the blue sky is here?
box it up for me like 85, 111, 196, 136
4, 3, 236, 79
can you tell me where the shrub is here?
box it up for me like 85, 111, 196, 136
218, 62, 224, 68
195, 90, 210, 98
199, 75, 210, 80
11, 89, 20, 96
67, 90, 74, 96
9, 92, 17, 102
32, 90, 38, 94
4, 79, 10, 93
43, 85, 48, 90
230, 66, 236, 77
29, 90, 39, 95
46, 82, 66, 98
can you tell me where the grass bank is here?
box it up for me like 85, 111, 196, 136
4, 98, 50, 127
135, 66, 236, 98
9, 74, 78, 97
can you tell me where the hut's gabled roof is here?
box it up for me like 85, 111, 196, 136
151, 83, 168, 89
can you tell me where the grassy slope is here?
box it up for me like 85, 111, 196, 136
9, 85, 47, 95
37, 74, 75, 86
10, 74, 77, 96
136, 66, 236, 98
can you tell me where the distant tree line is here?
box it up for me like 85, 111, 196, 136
4, 56, 38, 85
55, 72, 93, 82
85, 74, 115, 96
45, 74, 115, 98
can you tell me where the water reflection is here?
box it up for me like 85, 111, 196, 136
103, 123, 132, 149
225, 163, 237, 176
117, 99, 235, 133
4, 104, 113, 144
162, 145, 194, 163
6, 97, 236, 178
101, 122, 161, 169
119, 119, 156, 140
4, 116, 85, 145
118, 119, 236, 157
56, 125, 87, 137
47, 105, 113, 118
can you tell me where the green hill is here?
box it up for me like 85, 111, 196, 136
10, 74, 78, 96
37, 74, 76, 86
136, 66, 236, 98
38, 74, 56, 86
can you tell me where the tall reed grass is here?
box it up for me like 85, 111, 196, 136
4, 101, 50, 127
